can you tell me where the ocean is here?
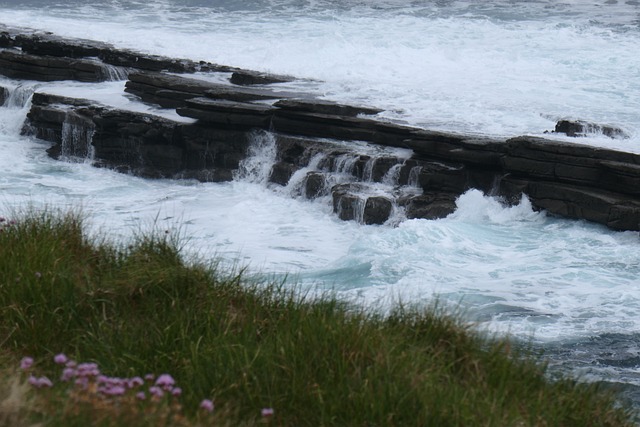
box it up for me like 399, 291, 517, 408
2, 0, 640, 407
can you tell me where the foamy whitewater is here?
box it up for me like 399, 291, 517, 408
2, 0, 640, 407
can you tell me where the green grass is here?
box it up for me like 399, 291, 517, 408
0, 207, 635, 426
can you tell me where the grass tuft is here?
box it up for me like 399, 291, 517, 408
0, 207, 635, 426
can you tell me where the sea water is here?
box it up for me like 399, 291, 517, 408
2, 0, 640, 407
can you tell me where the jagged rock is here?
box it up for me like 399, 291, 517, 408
274, 99, 382, 117
0, 26, 247, 78
230, 70, 295, 85
316, 149, 350, 170
31, 92, 94, 107
503, 136, 640, 196
304, 172, 327, 199
553, 120, 629, 139
0, 32, 12, 48
406, 133, 506, 167
367, 156, 403, 182
90, 110, 183, 175
351, 155, 372, 180
402, 193, 458, 220
0, 24, 35, 48
269, 161, 299, 186
25, 93, 96, 145
205, 86, 305, 102
397, 159, 422, 186
501, 177, 640, 230
363, 196, 393, 225
272, 109, 417, 148
125, 71, 307, 108
9, 26, 640, 232
0, 86, 7, 105
331, 183, 392, 224
332, 184, 365, 222
181, 125, 249, 171
125, 72, 221, 108
15, 33, 112, 58
24, 92, 249, 180
418, 162, 469, 193
0, 49, 115, 82
22, 88, 640, 231
100, 49, 199, 73
270, 134, 341, 173
275, 136, 308, 164
177, 98, 275, 129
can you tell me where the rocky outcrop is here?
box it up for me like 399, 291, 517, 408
273, 99, 383, 117
5, 25, 640, 230
331, 184, 393, 225
552, 119, 629, 139
230, 70, 295, 86
125, 72, 308, 109
498, 137, 640, 230
27, 93, 249, 181
0, 85, 7, 105
401, 192, 458, 220
0, 23, 291, 80
0, 49, 123, 82
178, 98, 276, 129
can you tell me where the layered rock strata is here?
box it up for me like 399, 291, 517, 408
3, 25, 640, 230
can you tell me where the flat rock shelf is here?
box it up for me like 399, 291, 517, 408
2, 24, 640, 230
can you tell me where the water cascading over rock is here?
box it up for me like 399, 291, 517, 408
59, 111, 96, 161
4, 25, 640, 230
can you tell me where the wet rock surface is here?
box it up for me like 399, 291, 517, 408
230, 70, 295, 86
0, 85, 7, 105
27, 93, 248, 181
552, 119, 629, 139
5, 25, 640, 230
0, 49, 120, 82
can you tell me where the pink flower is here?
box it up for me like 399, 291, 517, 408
136, 391, 146, 400
200, 399, 214, 412
128, 377, 144, 388
61, 367, 76, 381
171, 387, 182, 396
106, 377, 125, 387
39, 377, 53, 387
53, 353, 68, 365
100, 385, 126, 396
144, 373, 155, 382
28, 376, 53, 388
149, 386, 164, 398
20, 357, 34, 370
155, 374, 175, 390
76, 363, 100, 377
261, 408, 274, 417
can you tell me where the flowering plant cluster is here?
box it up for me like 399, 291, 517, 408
17, 354, 274, 425
18, 354, 211, 426
0, 216, 16, 232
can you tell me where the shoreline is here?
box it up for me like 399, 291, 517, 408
2, 23, 640, 231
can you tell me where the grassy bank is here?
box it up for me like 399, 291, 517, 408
0, 208, 634, 426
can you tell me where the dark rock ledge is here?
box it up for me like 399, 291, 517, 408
2, 25, 640, 230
